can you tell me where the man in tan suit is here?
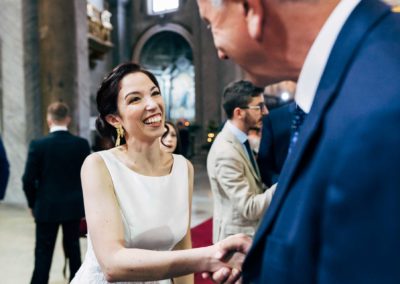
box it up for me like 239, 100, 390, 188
207, 80, 276, 243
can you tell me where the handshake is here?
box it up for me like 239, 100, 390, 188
202, 234, 252, 284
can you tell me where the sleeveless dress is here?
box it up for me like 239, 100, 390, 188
71, 151, 189, 284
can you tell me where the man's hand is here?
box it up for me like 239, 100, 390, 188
203, 234, 252, 283
216, 233, 252, 259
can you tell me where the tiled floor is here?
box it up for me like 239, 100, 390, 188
0, 155, 213, 284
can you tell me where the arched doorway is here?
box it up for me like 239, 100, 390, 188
133, 25, 195, 122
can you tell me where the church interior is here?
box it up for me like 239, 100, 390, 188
0, 0, 399, 283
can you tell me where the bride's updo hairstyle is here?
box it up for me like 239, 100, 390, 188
95, 62, 160, 145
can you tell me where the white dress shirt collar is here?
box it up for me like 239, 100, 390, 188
295, 0, 361, 113
226, 120, 254, 161
50, 125, 68, 133
226, 120, 248, 144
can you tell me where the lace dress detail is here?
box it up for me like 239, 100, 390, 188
71, 151, 189, 284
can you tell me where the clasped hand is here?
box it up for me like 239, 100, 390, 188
205, 234, 252, 284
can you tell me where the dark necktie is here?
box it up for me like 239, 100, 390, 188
244, 139, 258, 172
288, 105, 306, 154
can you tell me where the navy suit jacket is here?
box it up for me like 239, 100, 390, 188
0, 136, 10, 200
257, 102, 293, 187
22, 131, 90, 222
243, 1, 400, 283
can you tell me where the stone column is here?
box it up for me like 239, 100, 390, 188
0, 0, 90, 204
74, 0, 91, 140
0, 0, 41, 203
38, 0, 90, 139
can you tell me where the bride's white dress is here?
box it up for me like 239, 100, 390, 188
71, 151, 189, 284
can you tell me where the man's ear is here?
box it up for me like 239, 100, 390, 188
243, 0, 264, 41
105, 114, 120, 129
46, 114, 53, 128
233, 107, 245, 119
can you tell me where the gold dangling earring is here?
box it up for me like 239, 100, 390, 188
115, 125, 124, 147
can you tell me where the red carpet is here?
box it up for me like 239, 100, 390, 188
191, 218, 213, 284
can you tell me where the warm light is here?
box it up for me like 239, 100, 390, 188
184, 121, 190, 127
281, 91, 290, 101
207, 138, 213, 143
208, 133, 215, 138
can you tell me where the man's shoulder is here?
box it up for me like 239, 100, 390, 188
50, 131, 89, 143
64, 134, 91, 152
268, 102, 294, 122
210, 129, 233, 148
209, 132, 242, 160
69, 133, 89, 143
32, 132, 89, 151
29, 135, 50, 147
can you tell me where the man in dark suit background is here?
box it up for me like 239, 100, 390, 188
257, 102, 293, 187
23, 101, 90, 283
197, 0, 400, 283
0, 135, 10, 200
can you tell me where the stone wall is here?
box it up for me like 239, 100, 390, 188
0, 0, 41, 203
0, 0, 90, 204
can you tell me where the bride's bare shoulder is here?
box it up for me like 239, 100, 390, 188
81, 150, 113, 173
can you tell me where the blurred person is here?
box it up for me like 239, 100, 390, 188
257, 102, 294, 187
160, 121, 182, 154
0, 135, 10, 200
176, 119, 190, 158
22, 101, 91, 283
197, 0, 400, 283
247, 127, 261, 156
71, 62, 251, 284
207, 80, 276, 243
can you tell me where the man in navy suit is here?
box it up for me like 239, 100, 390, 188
23, 102, 90, 283
257, 102, 293, 187
197, 0, 400, 283
0, 135, 10, 200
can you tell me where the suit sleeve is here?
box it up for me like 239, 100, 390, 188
22, 140, 41, 208
319, 110, 400, 283
0, 137, 10, 200
215, 151, 274, 221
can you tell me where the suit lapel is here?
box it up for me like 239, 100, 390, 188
251, 0, 391, 246
222, 125, 262, 183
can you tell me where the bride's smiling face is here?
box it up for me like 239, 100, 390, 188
113, 72, 165, 142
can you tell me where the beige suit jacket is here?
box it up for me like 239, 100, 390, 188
207, 123, 276, 243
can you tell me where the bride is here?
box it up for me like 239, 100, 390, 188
71, 62, 249, 284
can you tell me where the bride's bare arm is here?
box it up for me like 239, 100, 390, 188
82, 154, 239, 282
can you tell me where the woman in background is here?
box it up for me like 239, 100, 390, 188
160, 121, 182, 154
71, 62, 248, 284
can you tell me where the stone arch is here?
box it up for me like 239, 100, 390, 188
132, 23, 193, 62
133, 24, 195, 122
